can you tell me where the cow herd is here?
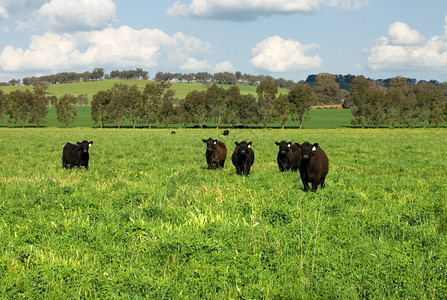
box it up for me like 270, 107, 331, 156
62, 133, 329, 192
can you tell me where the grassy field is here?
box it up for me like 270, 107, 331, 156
0, 80, 289, 100
0, 128, 446, 298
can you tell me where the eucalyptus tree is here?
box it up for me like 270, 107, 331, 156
5, 90, 35, 128
272, 94, 291, 129
55, 94, 77, 128
288, 83, 314, 129
257, 80, 277, 129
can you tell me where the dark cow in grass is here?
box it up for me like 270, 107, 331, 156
232, 141, 255, 176
202, 138, 227, 169
222, 129, 229, 136
62, 140, 93, 169
296, 142, 329, 192
275, 141, 301, 172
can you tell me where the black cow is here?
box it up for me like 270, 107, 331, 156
296, 142, 329, 192
62, 140, 93, 169
171, 131, 176, 134
232, 141, 255, 176
222, 129, 229, 136
275, 141, 301, 172
202, 138, 227, 169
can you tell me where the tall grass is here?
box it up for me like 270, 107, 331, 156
0, 128, 446, 298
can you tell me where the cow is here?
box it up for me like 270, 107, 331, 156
171, 131, 176, 134
62, 140, 93, 169
202, 138, 227, 169
296, 142, 329, 192
275, 141, 301, 172
232, 141, 255, 176
222, 129, 229, 136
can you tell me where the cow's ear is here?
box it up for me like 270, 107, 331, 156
295, 143, 300, 147
235, 142, 239, 146
287, 142, 292, 148
202, 139, 207, 143
89, 141, 93, 146
213, 140, 217, 145
275, 142, 280, 146
77, 141, 81, 145
312, 143, 319, 151
248, 142, 252, 148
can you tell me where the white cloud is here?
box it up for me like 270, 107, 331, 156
251, 35, 322, 72
367, 18, 447, 71
180, 58, 211, 71
39, 0, 116, 31
0, 26, 213, 72
214, 61, 234, 72
0, 7, 9, 19
167, 0, 368, 21
387, 22, 424, 45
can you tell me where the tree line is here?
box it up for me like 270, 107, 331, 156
1, 74, 447, 129
350, 76, 447, 128
89, 81, 313, 129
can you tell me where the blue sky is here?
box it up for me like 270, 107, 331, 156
0, 0, 447, 83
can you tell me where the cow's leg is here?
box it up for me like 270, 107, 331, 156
311, 182, 318, 192
301, 177, 309, 192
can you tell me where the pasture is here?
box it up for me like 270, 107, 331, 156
0, 128, 446, 298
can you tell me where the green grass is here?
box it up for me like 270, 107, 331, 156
0, 80, 288, 100
0, 128, 446, 298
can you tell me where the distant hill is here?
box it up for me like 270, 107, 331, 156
0, 80, 289, 100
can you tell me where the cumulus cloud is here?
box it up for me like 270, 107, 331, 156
214, 61, 234, 72
39, 0, 116, 31
167, 0, 368, 21
0, 26, 213, 72
251, 35, 322, 72
0, 7, 9, 19
180, 58, 211, 71
367, 18, 447, 71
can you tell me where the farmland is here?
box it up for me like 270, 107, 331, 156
0, 79, 290, 101
0, 128, 446, 298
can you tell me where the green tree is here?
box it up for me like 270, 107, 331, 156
0, 90, 6, 120
140, 81, 172, 128
350, 76, 370, 129
158, 89, 175, 128
206, 83, 227, 129
182, 90, 208, 128
55, 94, 77, 128
238, 94, 259, 127
223, 86, 241, 127
288, 83, 314, 129
257, 80, 277, 129
313, 73, 342, 105
30, 90, 48, 127
91, 90, 111, 128
5, 90, 34, 128
122, 84, 142, 129
272, 94, 291, 129
366, 86, 387, 128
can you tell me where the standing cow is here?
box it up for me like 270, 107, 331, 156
222, 129, 229, 136
202, 138, 227, 169
62, 140, 93, 169
296, 142, 329, 192
232, 141, 255, 176
275, 141, 301, 172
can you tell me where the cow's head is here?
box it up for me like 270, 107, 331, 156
77, 140, 93, 153
235, 141, 252, 157
275, 141, 292, 155
299, 142, 318, 160
202, 138, 218, 152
